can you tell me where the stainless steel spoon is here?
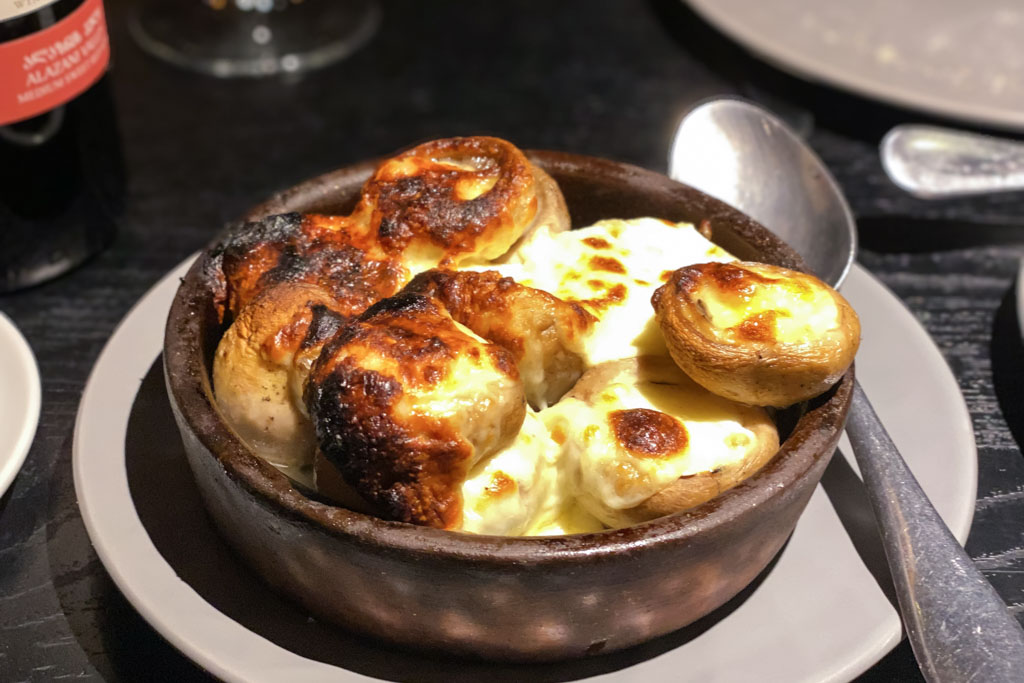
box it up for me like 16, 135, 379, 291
881, 124, 1024, 198
670, 97, 1024, 683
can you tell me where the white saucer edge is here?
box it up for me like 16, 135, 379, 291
0, 310, 42, 500
1016, 260, 1024, 341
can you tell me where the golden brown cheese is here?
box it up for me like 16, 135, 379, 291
404, 269, 595, 409
215, 137, 544, 322
544, 356, 778, 528
654, 261, 860, 407
350, 136, 537, 271
306, 292, 526, 529
680, 261, 840, 345
218, 212, 403, 321
610, 408, 689, 458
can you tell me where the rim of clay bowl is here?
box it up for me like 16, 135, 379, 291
164, 149, 854, 566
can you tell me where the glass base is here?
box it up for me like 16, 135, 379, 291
129, 1, 380, 78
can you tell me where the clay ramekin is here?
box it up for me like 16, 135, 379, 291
163, 151, 853, 662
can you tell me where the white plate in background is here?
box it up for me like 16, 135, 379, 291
73, 257, 976, 682
0, 310, 41, 500
1017, 260, 1024, 339
686, 0, 1024, 131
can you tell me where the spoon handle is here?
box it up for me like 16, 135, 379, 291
846, 381, 1024, 682
881, 125, 1024, 198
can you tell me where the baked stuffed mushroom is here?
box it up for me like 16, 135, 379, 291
212, 282, 345, 470
544, 355, 779, 528
653, 261, 860, 407
213, 136, 570, 322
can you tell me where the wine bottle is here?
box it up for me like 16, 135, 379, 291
0, 0, 122, 292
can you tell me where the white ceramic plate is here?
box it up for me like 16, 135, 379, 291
685, 0, 1024, 131
0, 310, 41, 500
74, 256, 976, 683
1017, 260, 1024, 340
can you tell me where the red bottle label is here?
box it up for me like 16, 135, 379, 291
0, 0, 109, 126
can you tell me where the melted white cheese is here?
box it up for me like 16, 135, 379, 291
531, 502, 606, 536
542, 365, 763, 513
460, 410, 569, 536
698, 273, 840, 345
506, 218, 736, 366
451, 217, 754, 532
424, 218, 763, 533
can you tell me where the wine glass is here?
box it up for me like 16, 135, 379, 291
129, 0, 380, 78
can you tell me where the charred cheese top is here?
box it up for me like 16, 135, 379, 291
222, 212, 784, 534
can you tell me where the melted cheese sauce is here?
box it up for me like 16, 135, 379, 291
696, 274, 840, 345
304, 217, 775, 533
542, 369, 761, 512
506, 219, 735, 365
460, 410, 569, 535
532, 502, 606, 535
450, 217, 765, 531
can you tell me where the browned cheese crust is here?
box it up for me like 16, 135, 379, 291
404, 269, 595, 408
350, 136, 537, 265
213, 136, 556, 323
652, 261, 860, 408
313, 449, 375, 514
217, 212, 404, 322
305, 292, 526, 529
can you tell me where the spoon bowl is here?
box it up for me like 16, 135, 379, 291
669, 98, 855, 289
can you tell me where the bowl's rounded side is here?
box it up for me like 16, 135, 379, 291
163, 151, 853, 661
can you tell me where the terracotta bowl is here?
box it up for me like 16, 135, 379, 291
163, 151, 854, 662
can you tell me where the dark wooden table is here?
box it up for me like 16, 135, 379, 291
2, 1, 1023, 680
